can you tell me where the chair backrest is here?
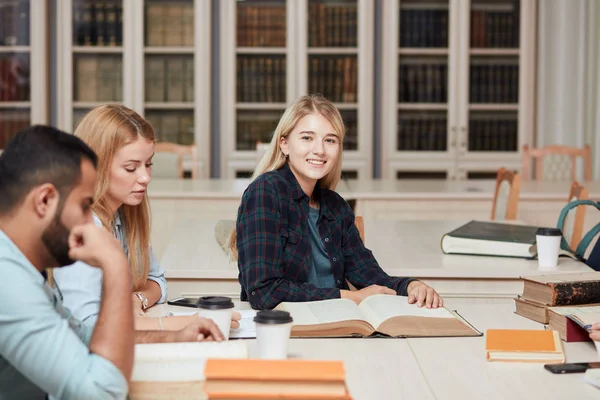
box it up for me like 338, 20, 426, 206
153, 142, 198, 179
355, 216, 365, 243
490, 168, 520, 221
562, 181, 589, 249
522, 144, 591, 181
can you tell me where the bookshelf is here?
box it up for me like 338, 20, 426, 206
220, 0, 373, 179
57, 0, 211, 178
381, 0, 536, 180
0, 0, 47, 148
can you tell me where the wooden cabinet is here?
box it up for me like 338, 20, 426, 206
381, 0, 536, 180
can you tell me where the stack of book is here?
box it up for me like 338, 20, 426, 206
514, 272, 600, 341
204, 359, 352, 400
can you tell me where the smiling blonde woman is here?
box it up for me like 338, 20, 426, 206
230, 94, 443, 310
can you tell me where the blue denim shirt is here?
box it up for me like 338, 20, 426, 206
54, 211, 167, 327
0, 230, 127, 399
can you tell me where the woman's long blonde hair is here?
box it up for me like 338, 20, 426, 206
75, 104, 155, 290
228, 94, 346, 259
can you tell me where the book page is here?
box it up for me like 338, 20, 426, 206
277, 298, 366, 326
549, 305, 600, 316
358, 294, 454, 330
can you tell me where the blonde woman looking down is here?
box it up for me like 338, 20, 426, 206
230, 95, 443, 310
54, 105, 240, 331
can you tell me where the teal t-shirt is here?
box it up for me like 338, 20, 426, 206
306, 207, 335, 288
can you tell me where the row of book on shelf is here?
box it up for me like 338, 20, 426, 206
145, 112, 194, 146
237, 4, 286, 47
399, 9, 448, 48
75, 56, 122, 102
471, 10, 520, 48
145, 56, 194, 103
0, 55, 30, 102
145, 2, 194, 47
470, 64, 519, 103
468, 119, 518, 152
398, 63, 448, 103
0, 0, 29, 46
237, 56, 286, 103
73, 1, 123, 46
309, 3, 358, 47
237, 55, 359, 104
0, 110, 29, 149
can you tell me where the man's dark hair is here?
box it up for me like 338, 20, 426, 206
0, 125, 98, 214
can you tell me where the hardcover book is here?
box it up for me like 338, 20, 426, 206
274, 295, 481, 338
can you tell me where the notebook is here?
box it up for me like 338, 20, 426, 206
485, 329, 565, 363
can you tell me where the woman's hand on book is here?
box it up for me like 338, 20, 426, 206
590, 322, 600, 341
175, 317, 224, 342
341, 285, 396, 304
407, 281, 443, 309
231, 311, 241, 329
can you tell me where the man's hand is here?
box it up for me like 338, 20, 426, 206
341, 284, 396, 304
407, 281, 443, 309
589, 322, 600, 341
231, 311, 241, 330
68, 224, 126, 269
174, 318, 224, 342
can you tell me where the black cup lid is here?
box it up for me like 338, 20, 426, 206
536, 227, 562, 236
197, 296, 234, 310
254, 310, 293, 324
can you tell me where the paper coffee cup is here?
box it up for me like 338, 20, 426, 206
536, 227, 562, 269
594, 340, 600, 356
254, 310, 293, 359
197, 296, 234, 340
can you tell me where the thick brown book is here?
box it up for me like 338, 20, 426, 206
520, 272, 600, 306
274, 295, 481, 338
514, 296, 550, 324
548, 305, 599, 342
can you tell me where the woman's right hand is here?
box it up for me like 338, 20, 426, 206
589, 322, 600, 341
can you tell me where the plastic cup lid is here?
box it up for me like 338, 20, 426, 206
536, 227, 562, 236
253, 310, 293, 324
197, 296, 234, 310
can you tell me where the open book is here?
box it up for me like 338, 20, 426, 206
274, 295, 482, 338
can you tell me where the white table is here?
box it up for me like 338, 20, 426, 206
161, 219, 592, 305
147, 303, 600, 400
407, 303, 600, 400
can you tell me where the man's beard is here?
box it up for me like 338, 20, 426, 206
41, 209, 74, 267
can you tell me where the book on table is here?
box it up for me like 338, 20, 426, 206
440, 220, 540, 258
548, 305, 600, 342
485, 329, 565, 363
273, 294, 482, 338
129, 341, 248, 400
520, 272, 600, 306
514, 296, 551, 324
204, 359, 352, 400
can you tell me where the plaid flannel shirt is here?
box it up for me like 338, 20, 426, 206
236, 164, 416, 309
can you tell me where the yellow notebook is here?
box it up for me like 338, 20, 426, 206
485, 329, 565, 363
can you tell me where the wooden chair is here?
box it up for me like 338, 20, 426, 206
561, 181, 589, 249
153, 143, 198, 179
490, 168, 520, 221
522, 144, 592, 181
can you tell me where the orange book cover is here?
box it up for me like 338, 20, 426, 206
204, 359, 346, 382
204, 359, 352, 399
485, 329, 565, 363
